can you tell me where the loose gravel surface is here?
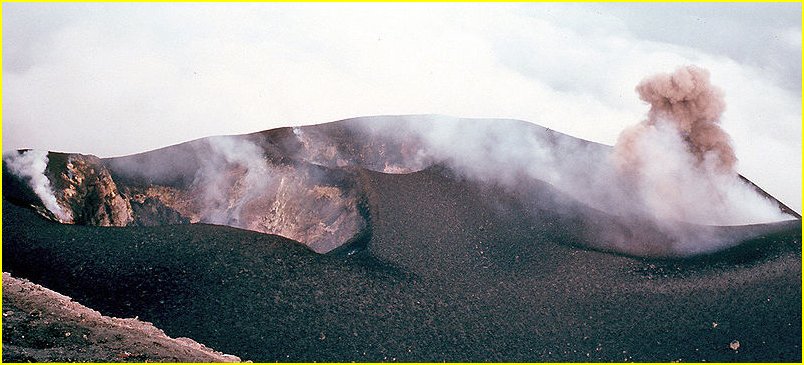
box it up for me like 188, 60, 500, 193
3, 166, 801, 362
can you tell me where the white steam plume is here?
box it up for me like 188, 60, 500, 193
3, 150, 72, 222
194, 136, 273, 227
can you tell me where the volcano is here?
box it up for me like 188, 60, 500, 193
3, 115, 801, 362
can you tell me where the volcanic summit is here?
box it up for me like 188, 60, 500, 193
4, 113, 798, 257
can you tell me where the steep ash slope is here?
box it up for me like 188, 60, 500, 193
362, 166, 801, 278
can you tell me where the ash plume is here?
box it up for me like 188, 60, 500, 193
614, 65, 735, 174
611, 65, 790, 227
3, 150, 72, 222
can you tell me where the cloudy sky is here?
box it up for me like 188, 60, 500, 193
3, 3, 801, 212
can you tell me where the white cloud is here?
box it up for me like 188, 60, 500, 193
3, 2, 800, 211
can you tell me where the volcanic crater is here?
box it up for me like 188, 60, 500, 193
2, 115, 801, 362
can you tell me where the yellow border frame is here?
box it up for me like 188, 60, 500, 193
0, 2, 800, 365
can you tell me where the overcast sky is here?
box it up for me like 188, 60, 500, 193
3, 3, 801, 212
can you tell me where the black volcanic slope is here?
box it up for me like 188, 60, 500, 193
3, 161, 801, 362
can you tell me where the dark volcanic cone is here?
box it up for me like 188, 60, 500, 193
2, 115, 798, 257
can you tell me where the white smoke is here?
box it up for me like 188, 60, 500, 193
3, 150, 72, 222
614, 121, 790, 226
193, 136, 273, 227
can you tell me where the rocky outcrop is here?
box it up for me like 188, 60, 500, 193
47, 153, 134, 227
3, 132, 375, 254
290, 122, 431, 174
231, 165, 367, 254
2, 272, 241, 362
118, 162, 367, 254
